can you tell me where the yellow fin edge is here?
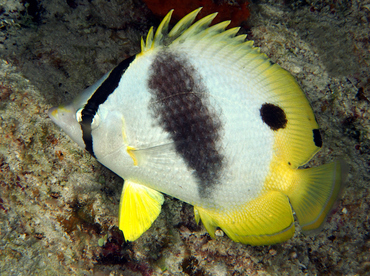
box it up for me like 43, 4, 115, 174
139, 7, 259, 56
194, 191, 295, 246
288, 159, 348, 234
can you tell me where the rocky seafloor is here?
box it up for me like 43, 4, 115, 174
0, 0, 369, 275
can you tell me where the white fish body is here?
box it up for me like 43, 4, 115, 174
49, 9, 347, 245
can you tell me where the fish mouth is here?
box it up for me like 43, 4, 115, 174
48, 106, 59, 123
48, 104, 76, 122
48, 105, 85, 148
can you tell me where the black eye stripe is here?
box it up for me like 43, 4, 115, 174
80, 55, 136, 157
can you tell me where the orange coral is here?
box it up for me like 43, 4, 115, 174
143, 0, 250, 28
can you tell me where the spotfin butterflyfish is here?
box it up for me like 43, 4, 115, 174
48, 8, 347, 245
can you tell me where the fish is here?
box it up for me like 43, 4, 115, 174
48, 8, 347, 245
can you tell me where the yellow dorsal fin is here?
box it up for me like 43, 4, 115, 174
171, 12, 218, 43
151, 9, 173, 49
141, 8, 202, 52
143, 26, 154, 52
168, 8, 203, 41
140, 7, 254, 54
199, 20, 231, 39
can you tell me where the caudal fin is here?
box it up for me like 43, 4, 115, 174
288, 159, 348, 234
194, 190, 296, 246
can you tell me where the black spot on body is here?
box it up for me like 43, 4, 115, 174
148, 51, 223, 197
260, 103, 288, 131
313, 129, 322, 147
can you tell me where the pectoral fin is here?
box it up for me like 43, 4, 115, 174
119, 180, 164, 242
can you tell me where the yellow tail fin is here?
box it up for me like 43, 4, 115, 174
288, 159, 348, 233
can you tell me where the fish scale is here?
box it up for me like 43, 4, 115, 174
49, 8, 347, 245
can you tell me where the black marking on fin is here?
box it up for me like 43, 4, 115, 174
148, 50, 224, 197
260, 103, 287, 131
313, 129, 322, 148
80, 55, 135, 157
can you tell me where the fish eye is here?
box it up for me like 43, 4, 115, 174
91, 113, 100, 129
76, 108, 100, 129
76, 108, 83, 123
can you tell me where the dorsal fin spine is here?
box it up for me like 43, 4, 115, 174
139, 7, 261, 61
167, 8, 203, 39
235, 34, 248, 43
152, 9, 173, 48
143, 27, 154, 52
205, 20, 231, 34
140, 37, 145, 52
173, 13, 218, 44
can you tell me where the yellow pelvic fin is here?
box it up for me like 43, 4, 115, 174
287, 159, 348, 234
194, 191, 295, 246
119, 180, 164, 242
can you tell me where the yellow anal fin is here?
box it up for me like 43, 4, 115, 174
288, 159, 348, 234
194, 191, 295, 246
119, 180, 164, 242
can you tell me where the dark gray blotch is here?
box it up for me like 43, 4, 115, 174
148, 50, 224, 197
